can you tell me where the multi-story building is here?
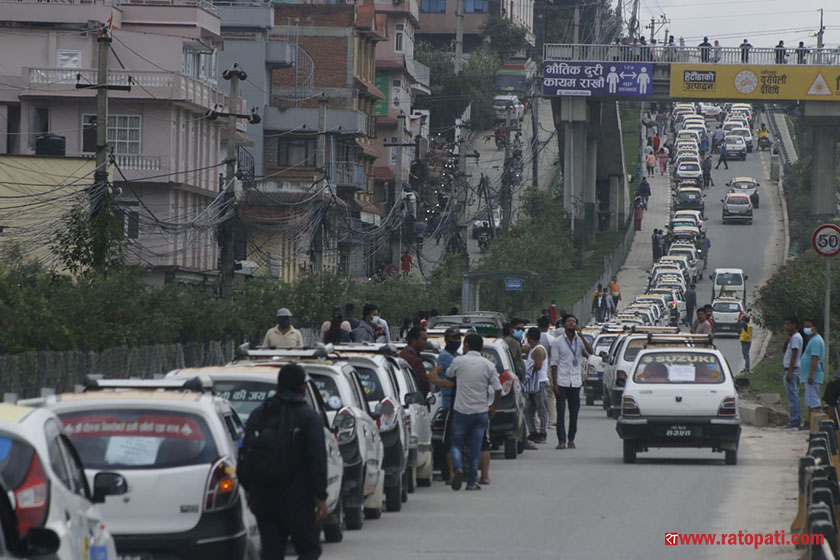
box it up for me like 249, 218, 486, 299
417, 0, 535, 51
0, 0, 233, 285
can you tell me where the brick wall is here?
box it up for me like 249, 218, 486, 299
274, 4, 354, 28
272, 35, 349, 91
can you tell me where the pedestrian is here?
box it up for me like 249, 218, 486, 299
666, 35, 676, 62
701, 234, 711, 268
713, 40, 722, 62
644, 139, 654, 156
823, 372, 840, 427
657, 147, 668, 175
633, 195, 644, 231
591, 290, 609, 323
351, 303, 382, 343
239, 363, 328, 560
548, 299, 558, 325
400, 250, 412, 277
740, 312, 753, 373
429, 327, 463, 482
702, 155, 713, 188
652, 134, 661, 154
739, 39, 752, 63
322, 307, 351, 344
690, 308, 712, 335
523, 327, 548, 445
549, 314, 595, 449
699, 134, 709, 157
413, 220, 427, 244
398, 327, 432, 395
638, 176, 651, 210
537, 315, 556, 430
429, 334, 502, 491
263, 308, 304, 348
609, 276, 622, 308
715, 141, 728, 170
800, 319, 826, 429
796, 41, 810, 64
652, 229, 662, 262
684, 283, 697, 327
782, 317, 803, 429
698, 36, 712, 62
712, 125, 725, 152
775, 40, 787, 64
502, 320, 527, 381
645, 152, 656, 177
603, 286, 616, 319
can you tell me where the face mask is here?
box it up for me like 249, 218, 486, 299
803, 328, 813, 336
371, 315, 381, 326
445, 342, 461, 354
278, 318, 291, 328
513, 329, 524, 340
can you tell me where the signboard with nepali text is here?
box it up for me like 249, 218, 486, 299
542, 61, 653, 97
670, 63, 840, 101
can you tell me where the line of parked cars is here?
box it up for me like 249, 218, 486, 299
0, 312, 530, 560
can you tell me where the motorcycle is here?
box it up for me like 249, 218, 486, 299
494, 131, 505, 151
757, 136, 772, 151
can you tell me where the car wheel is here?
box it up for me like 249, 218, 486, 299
345, 500, 364, 530
504, 436, 518, 459
586, 394, 595, 406
364, 506, 382, 519
401, 474, 409, 503
404, 465, 415, 495
323, 499, 344, 543
385, 476, 402, 512
517, 420, 526, 454
725, 449, 738, 465
623, 440, 637, 464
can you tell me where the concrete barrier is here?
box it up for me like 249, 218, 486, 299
739, 401, 770, 427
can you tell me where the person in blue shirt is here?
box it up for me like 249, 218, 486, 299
430, 327, 462, 483
800, 318, 826, 426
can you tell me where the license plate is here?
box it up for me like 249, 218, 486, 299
661, 425, 699, 437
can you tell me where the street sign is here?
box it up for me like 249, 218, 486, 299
670, 64, 840, 101
812, 223, 840, 257
542, 61, 653, 98
505, 278, 523, 291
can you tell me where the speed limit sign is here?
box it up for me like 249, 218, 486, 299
813, 223, 840, 257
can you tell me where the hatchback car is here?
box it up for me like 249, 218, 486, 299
711, 298, 745, 334
723, 135, 747, 160
675, 161, 702, 183
492, 95, 524, 122
730, 127, 754, 152
727, 177, 760, 207
721, 193, 753, 225
616, 346, 741, 465
674, 187, 705, 215
0, 404, 116, 560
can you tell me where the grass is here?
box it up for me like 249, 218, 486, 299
619, 102, 642, 181
555, 229, 628, 310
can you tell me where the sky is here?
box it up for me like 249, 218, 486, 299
634, 0, 838, 49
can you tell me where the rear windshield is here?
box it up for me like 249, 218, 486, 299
0, 432, 36, 489
595, 336, 617, 353
670, 249, 694, 259
732, 182, 755, 190
354, 366, 386, 402
727, 197, 749, 205
633, 352, 725, 384
60, 410, 218, 469
213, 380, 276, 423
715, 273, 743, 286
679, 164, 700, 171
309, 374, 344, 410
714, 302, 742, 313
481, 347, 504, 374
678, 191, 700, 200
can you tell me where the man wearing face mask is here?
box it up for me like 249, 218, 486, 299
503, 319, 526, 381
800, 319, 826, 429
263, 308, 303, 348
430, 327, 462, 483
352, 303, 381, 343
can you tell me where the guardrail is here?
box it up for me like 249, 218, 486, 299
544, 43, 840, 66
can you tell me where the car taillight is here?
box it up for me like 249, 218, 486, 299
616, 370, 628, 387
377, 397, 398, 431
718, 396, 737, 417
622, 396, 641, 416
334, 407, 357, 444
15, 453, 49, 538
499, 370, 514, 396
205, 458, 238, 512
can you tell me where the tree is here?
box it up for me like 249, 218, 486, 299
51, 193, 126, 275
480, 16, 527, 61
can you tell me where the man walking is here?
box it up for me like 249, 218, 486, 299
263, 308, 304, 348
740, 312, 753, 373
609, 276, 622, 309
698, 37, 712, 62
652, 229, 662, 263
702, 155, 713, 188
638, 175, 651, 210
715, 141, 728, 170
782, 317, 803, 429
800, 319, 826, 429
240, 364, 327, 559
523, 328, 548, 444
592, 290, 609, 323
550, 315, 595, 449
684, 283, 697, 327
352, 303, 382, 343
430, 334, 501, 491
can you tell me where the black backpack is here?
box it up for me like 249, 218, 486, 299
238, 399, 300, 492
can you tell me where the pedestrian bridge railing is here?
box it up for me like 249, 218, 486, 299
544, 43, 840, 67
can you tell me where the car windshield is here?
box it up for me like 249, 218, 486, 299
713, 302, 742, 313
679, 164, 700, 171
679, 191, 700, 200
633, 352, 726, 384
727, 197, 749, 205
60, 410, 218, 469
494, 98, 515, 108
309, 374, 344, 410
354, 366, 386, 402
595, 336, 617, 353
213, 380, 276, 423
715, 273, 743, 286
733, 129, 749, 136
0, 431, 37, 489
726, 137, 745, 144
671, 221, 695, 228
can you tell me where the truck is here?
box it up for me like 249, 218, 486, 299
495, 58, 537, 98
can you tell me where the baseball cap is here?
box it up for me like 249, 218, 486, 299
276, 308, 293, 318
443, 327, 463, 338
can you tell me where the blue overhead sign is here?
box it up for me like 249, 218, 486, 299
542, 61, 653, 98
505, 278, 523, 291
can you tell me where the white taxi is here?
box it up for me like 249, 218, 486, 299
616, 344, 741, 465
0, 403, 117, 560
711, 297, 745, 334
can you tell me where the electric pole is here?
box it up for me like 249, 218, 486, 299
392, 112, 406, 267
454, 0, 464, 73
500, 107, 513, 233
573, 5, 580, 44
648, 17, 655, 41
593, 2, 602, 44
531, 94, 539, 188
818, 8, 825, 49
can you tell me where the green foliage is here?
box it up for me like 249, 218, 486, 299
479, 16, 526, 61
51, 196, 126, 275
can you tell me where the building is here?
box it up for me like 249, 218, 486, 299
0, 0, 234, 285
417, 0, 535, 51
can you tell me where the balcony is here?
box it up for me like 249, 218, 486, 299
333, 161, 366, 192
25, 68, 228, 111
216, 2, 272, 28
264, 107, 367, 136
114, 154, 162, 171
266, 41, 295, 68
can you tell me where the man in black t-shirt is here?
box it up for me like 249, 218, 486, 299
823, 373, 840, 426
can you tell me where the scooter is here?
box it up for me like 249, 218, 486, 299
757, 136, 772, 151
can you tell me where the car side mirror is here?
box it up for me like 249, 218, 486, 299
709, 274, 713, 280
404, 391, 424, 407
22, 527, 61, 556
599, 351, 609, 359
744, 275, 749, 280
426, 394, 436, 406
93, 472, 128, 503
616, 378, 626, 388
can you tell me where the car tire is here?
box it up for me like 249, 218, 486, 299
364, 506, 382, 520
385, 476, 403, 512
517, 420, 526, 454
725, 449, 738, 465
623, 440, 637, 464
323, 499, 344, 543
504, 436, 518, 459
345, 501, 364, 530
586, 394, 595, 406
405, 465, 416, 494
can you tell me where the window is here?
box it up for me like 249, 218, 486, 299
212, 380, 277, 423
276, 138, 316, 167
116, 201, 140, 240
392, 79, 402, 88
84, 115, 141, 154
355, 367, 386, 402
395, 24, 404, 52
464, 0, 488, 13
420, 0, 445, 13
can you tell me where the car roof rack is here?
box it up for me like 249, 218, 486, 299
644, 333, 715, 348
234, 343, 343, 362
83, 375, 213, 393
630, 326, 680, 334
330, 343, 402, 356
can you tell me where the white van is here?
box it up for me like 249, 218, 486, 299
709, 268, 748, 302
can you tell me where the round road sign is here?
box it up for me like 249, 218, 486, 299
812, 224, 840, 257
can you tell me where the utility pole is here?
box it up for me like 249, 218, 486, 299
593, 2, 602, 44
313, 95, 328, 273
500, 107, 513, 232
530, 93, 539, 188
648, 17, 655, 41
628, 0, 639, 39
220, 64, 244, 299
454, 0, 464, 74
572, 4, 580, 44
818, 8, 825, 49
392, 112, 406, 267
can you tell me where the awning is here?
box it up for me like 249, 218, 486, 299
354, 76, 386, 101
355, 138, 381, 159
374, 166, 395, 181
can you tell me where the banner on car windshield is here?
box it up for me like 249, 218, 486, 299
670, 63, 840, 101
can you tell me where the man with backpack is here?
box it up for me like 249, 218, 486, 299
239, 363, 328, 559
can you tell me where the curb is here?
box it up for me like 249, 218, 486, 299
738, 401, 771, 427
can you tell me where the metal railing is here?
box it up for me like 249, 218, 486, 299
544, 43, 840, 66
114, 154, 162, 171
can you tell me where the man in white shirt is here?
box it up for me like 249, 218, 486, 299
783, 317, 803, 429
549, 314, 595, 449
429, 334, 502, 491
537, 316, 556, 430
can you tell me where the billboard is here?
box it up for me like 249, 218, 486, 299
670, 63, 840, 101
542, 61, 653, 98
